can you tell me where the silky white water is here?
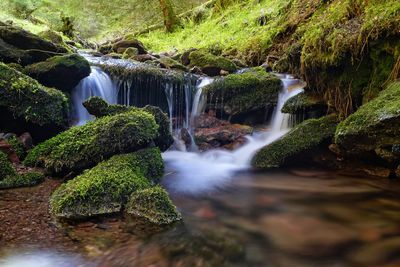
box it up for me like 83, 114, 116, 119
163, 74, 305, 194
72, 66, 118, 125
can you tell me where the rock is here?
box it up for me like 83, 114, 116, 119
194, 114, 253, 150
23, 109, 159, 175
188, 50, 237, 76
24, 54, 91, 92
252, 115, 338, 169
126, 186, 182, 225
158, 56, 188, 72
335, 82, 400, 155
220, 69, 229, 76
112, 39, 147, 55
18, 132, 33, 150
203, 67, 282, 117
38, 29, 64, 45
122, 47, 139, 59
281, 91, 327, 117
50, 148, 163, 220
82, 97, 174, 152
105, 53, 122, 59
189, 66, 203, 75
0, 63, 69, 140
180, 128, 192, 147
0, 140, 19, 164
181, 48, 197, 65
99, 44, 112, 54
261, 213, 357, 256
134, 54, 157, 62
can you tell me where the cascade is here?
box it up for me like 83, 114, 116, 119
72, 66, 118, 125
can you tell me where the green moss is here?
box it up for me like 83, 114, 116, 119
24, 109, 159, 175
188, 50, 237, 74
0, 63, 69, 127
0, 151, 16, 180
204, 68, 282, 115
335, 82, 400, 154
126, 185, 182, 225
6, 136, 25, 160
49, 148, 164, 219
281, 92, 325, 114
0, 171, 45, 189
83, 97, 174, 151
252, 115, 338, 169
158, 56, 188, 71
24, 54, 91, 92
122, 47, 139, 59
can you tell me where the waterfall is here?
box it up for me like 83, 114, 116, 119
163, 74, 305, 193
71, 66, 118, 125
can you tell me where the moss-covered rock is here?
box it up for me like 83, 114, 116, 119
0, 24, 68, 66
24, 54, 91, 92
24, 109, 159, 175
0, 172, 45, 189
126, 186, 182, 225
0, 63, 69, 138
188, 50, 237, 76
122, 47, 139, 59
49, 148, 163, 219
204, 67, 282, 116
335, 82, 400, 155
252, 115, 338, 169
82, 97, 173, 151
158, 56, 188, 72
281, 92, 327, 116
0, 151, 16, 180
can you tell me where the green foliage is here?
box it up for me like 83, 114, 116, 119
0, 171, 45, 189
0, 151, 16, 180
49, 148, 164, 219
252, 115, 338, 169
204, 67, 282, 115
335, 82, 400, 154
6, 136, 26, 160
126, 185, 182, 225
24, 109, 159, 175
0, 63, 69, 127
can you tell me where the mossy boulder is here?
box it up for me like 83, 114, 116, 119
24, 54, 91, 92
0, 172, 45, 189
281, 92, 327, 116
112, 38, 147, 55
122, 47, 139, 59
49, 148, 163, 220
335, 82, 400, 155
188, 50, 237, 76
24, 109, 159, 175
83, 97, 173, 151
158, 56, 188, 72
0, 24, 68, 66
252, 116, 338, 169
204, 67, 282, 116
126, 186, 182, 225
0, 63, 69, 139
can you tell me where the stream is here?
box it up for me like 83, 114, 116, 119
1, 54, 400, 267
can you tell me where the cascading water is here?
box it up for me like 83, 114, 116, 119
163, 74, 305, 193
72, 66, 118, 125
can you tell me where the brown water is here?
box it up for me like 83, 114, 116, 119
1, 169, 400, 267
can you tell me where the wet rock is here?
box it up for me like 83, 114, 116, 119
194, 114, 253, 151
134, 54, 157, 62
0, 63, 69, 140
189, 66, 203, 75
24, 109, 159, 175
126, 186, 182, 226
261, 213, 357, 256
180, 128, 192, 147
203, 67, 282, 117
281, 91, 327, 117
50, 148, 163, 220
252, 115, 338, 169
24, 54, 91, 92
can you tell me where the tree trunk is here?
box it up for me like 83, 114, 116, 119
159, 0, 180, 32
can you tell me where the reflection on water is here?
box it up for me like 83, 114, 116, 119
0, 251, 88, 267
2, 170, 400, 267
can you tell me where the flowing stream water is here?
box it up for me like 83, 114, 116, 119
3, 55, 400, 267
